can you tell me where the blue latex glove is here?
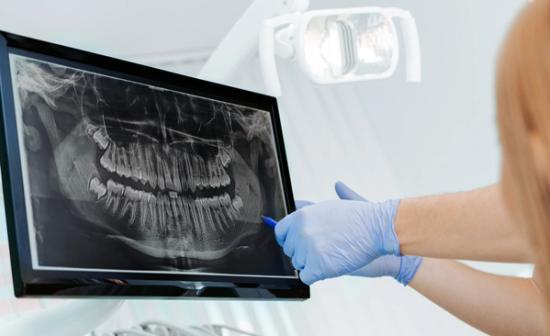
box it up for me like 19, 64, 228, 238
349, 255, 422, 285
335, 182, 422, 285
276, 183, 402, 285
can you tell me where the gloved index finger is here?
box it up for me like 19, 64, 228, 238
335, 181, 366, 201
274, 212, 298, 247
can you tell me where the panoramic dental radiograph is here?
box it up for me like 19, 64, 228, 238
10, 54, 294, 277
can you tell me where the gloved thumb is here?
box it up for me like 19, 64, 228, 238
335, 181, 366, 201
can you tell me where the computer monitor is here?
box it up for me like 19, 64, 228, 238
0, 31, 308, 299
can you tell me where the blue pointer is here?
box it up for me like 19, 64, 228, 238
261, 216, 277, 229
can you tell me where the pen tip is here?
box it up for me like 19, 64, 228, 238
261, 216, 277, 228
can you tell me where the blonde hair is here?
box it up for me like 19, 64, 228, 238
497, 0, 550, 312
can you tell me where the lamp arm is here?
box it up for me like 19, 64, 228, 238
259, 14, 298, 97
198, 0, 309, 85
259, 19, 280, 97
397, 11, 422, 82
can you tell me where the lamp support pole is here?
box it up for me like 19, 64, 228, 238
198, 0, 309, 85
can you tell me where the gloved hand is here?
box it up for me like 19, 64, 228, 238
335, 182, 423, 286
294, 199, 421, 285
276, 183, 402, 285
349, 255, 422, 285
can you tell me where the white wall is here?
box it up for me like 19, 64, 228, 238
0, 1, 530, 335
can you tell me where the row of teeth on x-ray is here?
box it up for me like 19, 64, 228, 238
86, 125, 243, 236
89, 176, 243, 235
89, 126, 232, 193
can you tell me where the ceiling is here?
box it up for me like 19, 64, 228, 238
0, 0, 252, 58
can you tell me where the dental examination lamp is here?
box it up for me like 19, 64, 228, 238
259, 7, 421, 96
198, 0, 421, 97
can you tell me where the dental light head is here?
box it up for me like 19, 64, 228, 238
300, 9, 398, 83
260, 7, 421, 96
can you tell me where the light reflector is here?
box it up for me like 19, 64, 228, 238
301, 11, 399, 83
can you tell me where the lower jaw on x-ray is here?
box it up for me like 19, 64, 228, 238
10, 53, 294, 278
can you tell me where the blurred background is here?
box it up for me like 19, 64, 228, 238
0, 0, 529, 334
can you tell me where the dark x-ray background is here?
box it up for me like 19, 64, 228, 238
10, 53, 295, 277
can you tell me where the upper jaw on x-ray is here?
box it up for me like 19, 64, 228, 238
12, 55, 287, 272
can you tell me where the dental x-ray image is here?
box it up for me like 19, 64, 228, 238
9, 53, 295, 278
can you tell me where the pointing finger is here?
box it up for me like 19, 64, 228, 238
335, 181, 366, 201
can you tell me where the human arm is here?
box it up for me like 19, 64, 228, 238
333, 182, 546, 334
274, 182, 529, 284
395, 184, 531, 262
351, 256, 548, 335
409, 259, 547, 336
280, 185, 546, 334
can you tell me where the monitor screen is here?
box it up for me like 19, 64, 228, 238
0, 32, 307, 299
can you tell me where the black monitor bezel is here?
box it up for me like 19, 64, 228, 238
0, 31, 308, 300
